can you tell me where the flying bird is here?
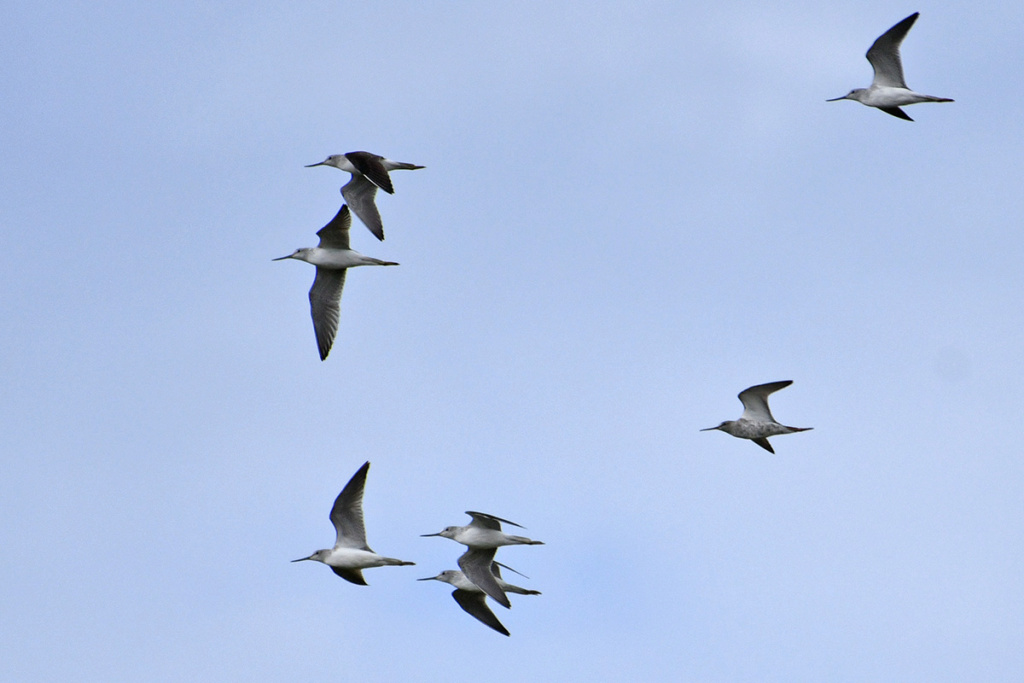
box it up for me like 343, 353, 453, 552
274, 204, 398, 361
419, 563, 541, 637
306, 151, 424, 241
291, 461, 414, 584
701, 381, 812, 453
422, 512, 544, 608
827, 12, 953, 121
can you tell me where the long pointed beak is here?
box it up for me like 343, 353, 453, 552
699, 426, 718, 432
420, 532, 442, 537
272, 255, 292, 261
304, 161, 326, 168
416, 576, 439, 581
291, 556, 313, 562
825, 96, 846, 102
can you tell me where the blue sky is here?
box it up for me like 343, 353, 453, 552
3, 1, 1023, 680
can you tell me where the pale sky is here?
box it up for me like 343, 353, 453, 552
3, 2, 1023, 681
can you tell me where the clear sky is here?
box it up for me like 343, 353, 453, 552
3, 1, 1023, 681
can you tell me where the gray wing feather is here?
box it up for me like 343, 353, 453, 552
466, 511, 526, 530
309, 269, 346, 361
329, 462, 370, 550
341, 176, 385, 241
331, 567, 368, 585
458, 548, 510, 609
738, 381, 792, 422
344, 151, 395, 193
867, 12, 918, 89
315, 204, 351, 250
451, 590, 510, 636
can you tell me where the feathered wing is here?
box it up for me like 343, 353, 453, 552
738, 380, 792, 422
308, 269, 347, 361
867, 12, 918, 89
342, 175, 385, 241
329, 461, 370, 549
451, 590, 510, 636
344, 151, 395, 193
879, 106, 914, 121
458, 548, 510, 609
315, 204, 352, 250
466, 511, 526, 530
331, 567, 368, 585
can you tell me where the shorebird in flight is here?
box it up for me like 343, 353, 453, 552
291, 462, 414, 584
419, 562, 540, 636
306, 151, 424, 241
701, 381, 812, 453
827, 12, 953, 121
274, 204, 398, 360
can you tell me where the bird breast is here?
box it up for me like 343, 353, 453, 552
323, 547, 382, 569
305, 249, 369, 269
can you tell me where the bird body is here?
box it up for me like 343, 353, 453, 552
827, 13, 953, 121
423, 512, 543, 608
701, 381, 811, 453
306, 151, 425, 241
422, 511, 544, 549
419, 564, 540, 636
292, 462, 414, 585
274, 204, 398, 360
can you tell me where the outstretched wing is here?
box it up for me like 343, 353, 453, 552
315, 204, 351, 250
458, 547, 510, 609
867, 12, 918, 89
345, 151, 395, 193
737, 381, 793, 422
451, 590, 510, 636
342, 175, 385, 241
331, 567, 368, 585
879, 106, 914, 121
329, 461, 370, 550
309, 269, 346, 361
466, 511, 526, 530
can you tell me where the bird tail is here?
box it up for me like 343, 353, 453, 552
509, 535, 544, 546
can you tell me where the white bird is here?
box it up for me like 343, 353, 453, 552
306, 151, 425, 241
827, 12, 953, 121
701, 381, 812, 453
273, 204, 398, 361
292, 461, 414, 584
422, 512, 543, 608
419, 563, 541, 637
422, 512, 544, 549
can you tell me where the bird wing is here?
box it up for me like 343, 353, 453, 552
451, 590, 510, 636
752, 437, 776, 454
879, 106, 914, 121
344, 151, 395, 193
315, 204, 351, 250
342, 175, 385, 241
331, 567, 368, 585
329, 461, 371, 550
493, 561, 530, 579
866, 12, 918, 89
458, 547, 510, 609
308, 269, 346, 361
737, 381, 793, 422
466, 511, 525, 530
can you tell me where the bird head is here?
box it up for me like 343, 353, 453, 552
291, 549, 329, 564
827, 89, 863, 102
421, 526, 459, 540
305, 155, 345, 169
